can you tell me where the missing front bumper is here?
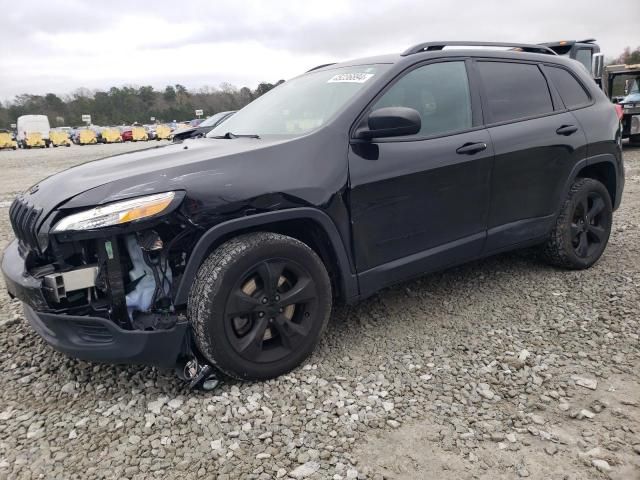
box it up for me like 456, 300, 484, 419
23, 304, 189, 367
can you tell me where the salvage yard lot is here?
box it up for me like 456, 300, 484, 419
0, 143, 639, 480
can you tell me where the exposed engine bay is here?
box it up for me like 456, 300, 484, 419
27, 217, 196, 332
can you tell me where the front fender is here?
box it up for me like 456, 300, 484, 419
173, 207, 359, 306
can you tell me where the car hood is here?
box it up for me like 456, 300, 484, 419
24, 137, 288, 213
172, 126, 198, 140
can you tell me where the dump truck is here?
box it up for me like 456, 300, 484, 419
540, 39, 604, 86
603, 63, 640, 145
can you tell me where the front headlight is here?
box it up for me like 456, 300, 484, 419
52, 192, 176, 232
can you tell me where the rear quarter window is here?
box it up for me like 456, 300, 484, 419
545, 66, 591, 109
477, 61, 554, 124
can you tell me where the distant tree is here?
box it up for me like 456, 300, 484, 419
163, 86, 176, 102
0, 79, 283, 128
254, 82, 275, 98
614, 46, 640, 65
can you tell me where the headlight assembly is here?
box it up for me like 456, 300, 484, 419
52, 192, 176, 232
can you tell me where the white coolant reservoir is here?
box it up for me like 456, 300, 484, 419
124, 234, 171, 318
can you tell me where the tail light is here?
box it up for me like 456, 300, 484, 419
614, 104, 624, 121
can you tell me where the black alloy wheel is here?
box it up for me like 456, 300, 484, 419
570, 192, 608, 259
543, 178, 612, 269
225, 258, 318, 364
189, 232, 332, 380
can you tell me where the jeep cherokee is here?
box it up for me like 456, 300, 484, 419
2, 41, 624, 383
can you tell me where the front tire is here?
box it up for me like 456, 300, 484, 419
543, 178, 612, 269
188, 232, 332, 380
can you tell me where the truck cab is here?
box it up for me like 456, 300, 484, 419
541, 39, 604, 86
603, 63, 640, 144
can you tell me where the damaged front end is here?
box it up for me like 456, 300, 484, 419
3, 190, 215, 385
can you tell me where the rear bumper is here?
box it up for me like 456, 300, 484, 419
2, 239, 188, 368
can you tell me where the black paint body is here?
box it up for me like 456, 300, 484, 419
2, 49, 624, 367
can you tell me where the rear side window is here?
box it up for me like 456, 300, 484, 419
575, 49, 593, 73
372, 61, 472, 137
545, 66, 591, 109
477, 61, 553, 123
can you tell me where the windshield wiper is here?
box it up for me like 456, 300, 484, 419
212, 132, 260, 139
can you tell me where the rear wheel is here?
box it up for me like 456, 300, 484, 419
630, 134, 640, 146
188, 232, 332, 380
543, 178, 612, 269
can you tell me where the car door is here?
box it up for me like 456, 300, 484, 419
475, 60, 588, 253
348, 60, 494, 295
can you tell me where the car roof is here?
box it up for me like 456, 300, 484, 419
316, 48, 572, 73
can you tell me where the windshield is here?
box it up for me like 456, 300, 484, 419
200, 111, 232, 128
208, 64, 387, 137
611, 73, 640, 100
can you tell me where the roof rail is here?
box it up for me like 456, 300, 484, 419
306, 63, 337, 72
401, 41, 557, 57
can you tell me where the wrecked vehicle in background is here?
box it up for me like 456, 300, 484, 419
155, 124, 172, 140
49, 129, 71, 147
604, 63, 640, 145
131, 125, 148, 142
101, 127, 123, 144
0, 130, 18, 150
171, 111, 235, 142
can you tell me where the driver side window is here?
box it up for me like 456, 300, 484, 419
372, 61, 472, 138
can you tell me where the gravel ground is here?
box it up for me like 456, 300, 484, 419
0, 142, 639, 480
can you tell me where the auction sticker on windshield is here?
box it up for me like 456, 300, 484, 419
328, 73, 374, 83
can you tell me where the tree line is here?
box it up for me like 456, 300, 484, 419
611, 46, 640, 65
0, 80, 284, 129
1, 45, 638, 130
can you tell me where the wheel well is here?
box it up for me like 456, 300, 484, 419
198, 218, 345, 300
576, 162, 616, 205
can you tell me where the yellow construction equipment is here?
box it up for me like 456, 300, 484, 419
78, 129, 97, 145
50, 130, 71, 147
101, 128, 122, 143
25, 132, 46, 148
131, 126, 148, 141
0, 131, 17, 150
155, 124, 172, 140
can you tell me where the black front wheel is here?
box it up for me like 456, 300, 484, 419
188, 232, 332, 380
543, 178, 612, 269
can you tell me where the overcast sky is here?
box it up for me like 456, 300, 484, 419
1, 0, 638, 100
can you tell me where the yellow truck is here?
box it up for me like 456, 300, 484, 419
101, 127, 122, 143
0, 131, 17, 150
78, 128, 97, 145
155, 124, 172, 140
24, 132, 46, 148
131, 126, 148, 141
49, 130, 71, 147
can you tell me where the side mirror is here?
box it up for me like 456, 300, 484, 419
592, 53, 604, 80
357, 107, 421, 139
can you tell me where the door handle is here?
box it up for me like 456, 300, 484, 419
456, 142, 487, 155
556, 125, 578, 136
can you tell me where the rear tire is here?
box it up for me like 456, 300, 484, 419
630, 134, 640, 146
188, 232, 332, 380
542, 178, 612, 269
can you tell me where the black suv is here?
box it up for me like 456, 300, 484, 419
2, 41, 624, 384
